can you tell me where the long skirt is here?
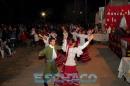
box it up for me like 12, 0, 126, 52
80, 47, 91, 63
55, 65, 80, 86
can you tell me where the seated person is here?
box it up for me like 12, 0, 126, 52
0, 39, 12, 58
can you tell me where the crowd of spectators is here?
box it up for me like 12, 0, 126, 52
0, 23, 94, 59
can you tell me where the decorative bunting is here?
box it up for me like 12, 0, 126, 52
107, 18, 109, 22
120, 12, 122, 15
114, 19, 117, 22
121, 9, 124, 12
107, 12, 110, 15
114, 12, 116, 15
112, 17, 114, 22
111, 12, 113, 15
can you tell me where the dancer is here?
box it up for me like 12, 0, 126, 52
55, 34, 93, 86
38, 34, 49, 47
39, 37, 58, 86
38, 32, 67, 86
76, 29, 93, 63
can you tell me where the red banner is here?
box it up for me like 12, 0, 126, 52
105, 5, 130, 30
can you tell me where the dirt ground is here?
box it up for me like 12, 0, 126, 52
0, 44, 130, 86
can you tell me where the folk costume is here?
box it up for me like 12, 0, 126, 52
76, 33, 91, 63
55, 38, 92, 86
39, 44, 61, 75
38, 37, 65, 86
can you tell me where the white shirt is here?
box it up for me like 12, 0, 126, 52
49, 45, 57, 60
31, 30, 35, 35
34, 34, 39, 42
62, 39, 90, 66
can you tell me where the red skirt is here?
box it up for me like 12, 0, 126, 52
76, 38, 80, 46
80, 47, 91, 63
55, 50, 66, 67
55, 65, 80, 86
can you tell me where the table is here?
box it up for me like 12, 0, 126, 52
121, 38, 130, 57
118, 57, 130, 83
93, 33, 109, 42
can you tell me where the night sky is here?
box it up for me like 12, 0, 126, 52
0, 0, 109, 24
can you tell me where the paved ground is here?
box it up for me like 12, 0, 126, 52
0, 44, 130, 86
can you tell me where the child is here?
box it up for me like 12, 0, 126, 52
76, 29, 92, 63
38, 33, 67, 86
55, 34, 93, 86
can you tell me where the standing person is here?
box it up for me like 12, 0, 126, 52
2, 27, 8, 41
0, 39, 12, 58
30, 28, 36, 47
38, 33, 50, 47
19, 31, 28, 46
55, 27, 68, 67
38, 36, 66, 86
76, 30, 91, 63
10, 28, 17, 55
71, 29, 78, 41
33, 32, 39, 47
55, 34, 93, 86
0, 39, 4, 59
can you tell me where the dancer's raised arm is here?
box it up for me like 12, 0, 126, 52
78, 34, 93, 50
62, 31, 68, 52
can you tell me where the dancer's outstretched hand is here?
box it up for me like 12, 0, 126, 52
63, 33, 68, 39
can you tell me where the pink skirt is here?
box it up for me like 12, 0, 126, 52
55, 65, 80, 86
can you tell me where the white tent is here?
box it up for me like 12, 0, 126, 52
119, 15, 127, 30
107, 26, 111, 34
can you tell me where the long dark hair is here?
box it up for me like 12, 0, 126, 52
68, 38, 78, 47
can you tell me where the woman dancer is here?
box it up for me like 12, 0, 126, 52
55, 34, 93, 86
76, 29, 93, 63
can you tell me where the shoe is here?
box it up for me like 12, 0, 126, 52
44, 82, 48, 86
